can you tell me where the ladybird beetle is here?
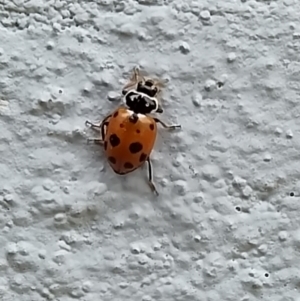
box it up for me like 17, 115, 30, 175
85, 68, 181, 195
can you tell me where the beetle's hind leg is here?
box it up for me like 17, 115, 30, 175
87, 138, 104, 145
146, 157, 159, 196
100, 121, 109, 141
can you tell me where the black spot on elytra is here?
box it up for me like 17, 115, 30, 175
104, 141, 108, 150
136, 129, 140, 134
113, 110, 119, 118
109, 134, 120, 147
149, 123, 155, 131
108, 156, 116, 164
129, 142, 143, 154
139, 153, 147, 162
124, 162, 134, 169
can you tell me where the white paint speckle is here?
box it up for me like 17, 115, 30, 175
179, 41, 190, 54
192, 92, 202, 107
205, 79, 216, 91
107, 90, 121, 101
200, 10, 211, 21
227, 52, 237, 62
263, 153, 272, 162
275, 127, 283, 135
286, 129, 293, 138
278, 231, 288, 241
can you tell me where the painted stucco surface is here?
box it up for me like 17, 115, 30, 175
0, 0, 300, 300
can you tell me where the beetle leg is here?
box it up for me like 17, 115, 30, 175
85, 120, 101, 129
85, 114, 112, 132
87, 138, 104, 145
100, 121, 109, 141
86, 114, 111, 144
146, 157, 159, 196
154, 117, 181, 130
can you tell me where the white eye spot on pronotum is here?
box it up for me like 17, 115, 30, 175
129, 94, 138, 102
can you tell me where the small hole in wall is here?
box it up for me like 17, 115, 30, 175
235, 206, 241, 212
265, 273, 269, 277
216, 82, 224, 89
290, 192, 294, 197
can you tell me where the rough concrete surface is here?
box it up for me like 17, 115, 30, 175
0, 0, 300, 300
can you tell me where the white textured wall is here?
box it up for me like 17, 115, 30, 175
0, 0, 299, 300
